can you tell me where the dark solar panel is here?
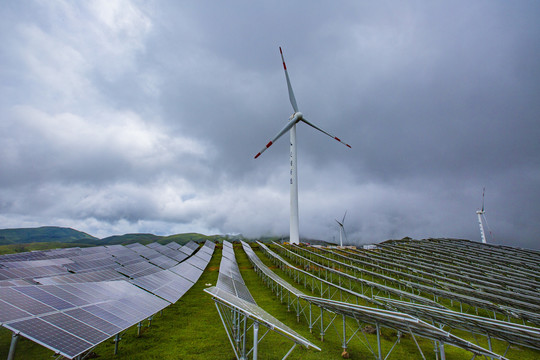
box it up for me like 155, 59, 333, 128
5, 317, 93, 359
170, 262, 202, 283
0, 299, 32, 323
95, 302, 141, 325
165, 242, 181, 250
83, 304, 131, 329
149, 255, 178, 269
64, 307, 122, 336
40, 285, 89, 307
41, 312, 110, 344
13, 286, 74, 310
55, 284, 101, 304
188, 256, 208, 271
0, 287, 56, 315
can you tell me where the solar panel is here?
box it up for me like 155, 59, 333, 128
131, 269, 195, 303
39, 285, 90, 307
0, 287, 56, 316
4, 317, 94, 359
0, 299, 32, 323
165, 241, 181, 250
63, 307, 122, 336
40, 312, 110, 344
169, 262, 202, 283
57, 284, 104, 304
241, 241, 303, 297
149, 255, 178, 269
216, 241, 255, 304
377, 297, 540, 351
303, 295, 506, 359
205, 286, 319, 351
13, 286, 74, 310
83, 304, 132, 329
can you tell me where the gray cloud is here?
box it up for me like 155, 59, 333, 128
1, 1, 539, 249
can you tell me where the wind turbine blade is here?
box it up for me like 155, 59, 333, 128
279, 47, 299, 113
482, 187, 485, 212
342, 210, 347, 224
254, 118, 297, 159
482, 213, 494, 240
301, 118, 351, 148
335, 219, 343, 227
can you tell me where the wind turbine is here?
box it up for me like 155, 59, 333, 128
254, 47, 351, 245
335, 211, 348, 247
476, 187, 493, 244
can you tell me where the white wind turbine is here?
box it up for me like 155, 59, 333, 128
335, 211, 348, 247
476, 187, 493, 244
254, 47, 351, 245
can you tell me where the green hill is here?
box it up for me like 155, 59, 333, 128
0, 227, 240, 249
0, 226, 98, 245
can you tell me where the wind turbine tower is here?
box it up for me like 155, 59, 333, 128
254, 47, 351, 245
336, 211, 348, 247
476, 187, 487, 244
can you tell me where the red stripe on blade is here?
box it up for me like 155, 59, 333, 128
335, 137, 341, 142
266, 141, 273, 148
255, 153, 261, 159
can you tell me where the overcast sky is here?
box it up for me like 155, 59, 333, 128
1, 1, 539, 249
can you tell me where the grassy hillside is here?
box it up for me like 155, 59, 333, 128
100, 233, 164, 245
0, 227, 235, 248
0, 226, 97, 245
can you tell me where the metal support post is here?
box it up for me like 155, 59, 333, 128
253, 322, 259, 360
320, 307, 325, 341
7, 332, 18, 360
342, 314, 349, 358
376, 323, 382, 360
114, 334, 121, 355
309, 303, 313, 333
241, 315, 247, 360
439, 342, 446, 360
137, 322, 142, 336
487, 334, 493, 360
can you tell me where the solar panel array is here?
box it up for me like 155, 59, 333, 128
0, 281, 169, 359
216, 241, 255, 303
0, 240, 216, 359
284, 240, 540, 325
258, 239, 540, 357
349, 239, 540, 323
206, 241, 319, 354
249, 241, 522, 359
131, 241, 215, 303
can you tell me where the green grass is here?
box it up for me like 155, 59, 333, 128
0, 242, 538, 359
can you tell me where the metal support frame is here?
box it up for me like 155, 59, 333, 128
7, 332, 18, 360
249, 243, 511, 360
114, 333, 121, 355
212, 299, 303, 360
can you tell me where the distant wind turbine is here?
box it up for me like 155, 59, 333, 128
254, 47, 351, 245
335, 211, 348, 246
476, 187, 493, 244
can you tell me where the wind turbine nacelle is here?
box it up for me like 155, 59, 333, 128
290, 112, 303, 121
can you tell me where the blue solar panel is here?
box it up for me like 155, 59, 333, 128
4, 317, 93, 359
0, 299, 32, 323
64, 307, 122, 336
0, 287, 56, 315
13, 286, 74, 310
41, 312, 110, 344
